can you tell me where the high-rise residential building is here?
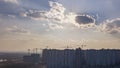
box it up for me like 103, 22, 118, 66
42, 48, 120, 68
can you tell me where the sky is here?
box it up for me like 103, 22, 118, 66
0, 0, 120, 52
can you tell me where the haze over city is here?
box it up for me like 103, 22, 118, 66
0, 0, 120, 52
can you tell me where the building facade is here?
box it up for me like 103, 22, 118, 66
42, 48, 120, 68
23, 54, 41, 63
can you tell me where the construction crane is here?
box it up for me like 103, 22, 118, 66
27, 49, 31, 54
31, 48, 38, 54
35, 48, 38, 54
81, 45, 87, 49
45, 46, 49, 49
76, 44, 87, 50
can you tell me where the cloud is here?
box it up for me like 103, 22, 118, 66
0, 0, 97, 29
74, 14, 96, 28
0, 0, 57, 17
25, 1, 65, 21
75, 15, 95, 24
0, 0, 97, 30
0, 0, 25, 16
48, 23, 64, 30
99, 18, 120, 34
20, 0, 56, 9
4, 0, 18, 4
25, 1, 96, 29
6, 26, 31, 35
25, 10, 47, 20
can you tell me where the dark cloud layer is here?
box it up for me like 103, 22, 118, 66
75, 15, 95, 25
0, 0, 55, 17
20, 0, 56, 9
0, 0, 25, 16
26, 10, 46, 19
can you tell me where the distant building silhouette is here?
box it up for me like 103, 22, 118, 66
42, 48, 120, 68
23, 54, 40, 63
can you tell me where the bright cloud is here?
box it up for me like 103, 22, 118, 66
99, 18, 120, 34
25, 1, 96, 29
48, 23, 64, 30
4, 0, 19, 4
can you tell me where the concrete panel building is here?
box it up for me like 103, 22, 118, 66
42, 48, 120, 68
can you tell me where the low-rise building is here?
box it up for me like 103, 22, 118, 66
23, 54, 40, 63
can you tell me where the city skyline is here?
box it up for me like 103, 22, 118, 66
0, 0, 120, 52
